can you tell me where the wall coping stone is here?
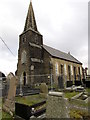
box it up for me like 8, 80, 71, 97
48, 91, 63, 97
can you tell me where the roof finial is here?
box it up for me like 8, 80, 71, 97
68, 51, 70, 55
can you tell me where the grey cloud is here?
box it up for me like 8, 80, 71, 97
0, 0, 88, 73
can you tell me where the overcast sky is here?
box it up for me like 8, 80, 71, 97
0, 0, 88, 75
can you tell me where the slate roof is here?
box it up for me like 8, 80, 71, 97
43, 45, 82, 64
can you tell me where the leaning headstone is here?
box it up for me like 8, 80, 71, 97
40, 83, 48, 98
46, 91, 69, 118
3, 73, 17, 115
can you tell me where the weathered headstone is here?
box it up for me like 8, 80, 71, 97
40, 83, 48, 98
3, 73, 17, 115
46, 91, 69, 118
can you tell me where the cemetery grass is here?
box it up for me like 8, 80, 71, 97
2, 111, 13, 119
15, 94, 46, 106
86, 88, 90, 93
64, 90, 90, 107
0, 97, 2, 107
69, 109, 90, 119
69, 99, 89, 107
64, 91, 79, 99
64, 90, 90, 118
0, 98, 13, 119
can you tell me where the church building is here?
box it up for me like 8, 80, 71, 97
17, 1, 83, 87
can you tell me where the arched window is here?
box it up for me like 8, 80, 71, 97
64, 64, 67, 75
68, 65, 71, 80
71, 65, 73, 75
21, 51, 26, 64
60, 64, 63, 76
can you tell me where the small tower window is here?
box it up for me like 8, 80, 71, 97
22, 37, 26, 43
21, 50, 27, 64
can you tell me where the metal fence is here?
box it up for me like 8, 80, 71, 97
0, 74, 90, 98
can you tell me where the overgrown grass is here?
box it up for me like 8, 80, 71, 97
86, 88, 90, 93
0, 97, 2, 107
2, 111, 13, 119
70, 109, 89, 119
69, 99, 89, 107
15, 94, 46, 106
64, 91, 79, 99
0, 98, 13, 119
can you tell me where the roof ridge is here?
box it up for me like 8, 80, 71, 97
43, 44, 82, 64
43, 44, 69, 55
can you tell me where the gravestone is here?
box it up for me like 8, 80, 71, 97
58, 76, 64, 89
3, 73, 17, 115
46, 91, 69, 118
40, 83, 48, 98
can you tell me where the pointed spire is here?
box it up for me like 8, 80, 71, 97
24, 1, 38, 32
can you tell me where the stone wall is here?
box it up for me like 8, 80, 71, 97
51, 57, 83, 85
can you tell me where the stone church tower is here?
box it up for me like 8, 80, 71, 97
17, 1, 44, 86
17, 1, 83, 88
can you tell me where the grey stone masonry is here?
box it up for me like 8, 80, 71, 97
46, 91, 69, 118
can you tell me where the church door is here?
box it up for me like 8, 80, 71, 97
23, 72, 26, 85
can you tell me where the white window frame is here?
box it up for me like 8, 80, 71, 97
71, 65, 73, 75
64, 64, 67, 75
80, 67, 82, 75
55, 63, 59, 75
